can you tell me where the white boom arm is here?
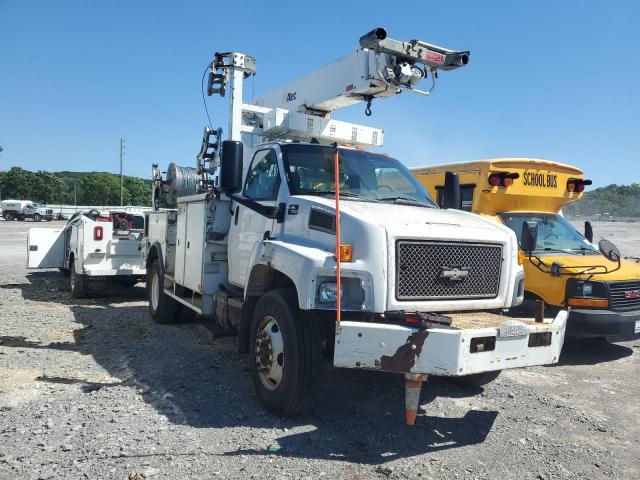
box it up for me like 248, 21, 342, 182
254, 27, 469, 117
199, 28, 469, 170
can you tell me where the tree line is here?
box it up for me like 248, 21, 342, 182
0, 167, 151, 206
564, 183, 640, 218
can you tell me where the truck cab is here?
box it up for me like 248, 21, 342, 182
413, 158, 640, 342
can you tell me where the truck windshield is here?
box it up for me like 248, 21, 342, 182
499, 212, 598, 254
281, 144, 436, 207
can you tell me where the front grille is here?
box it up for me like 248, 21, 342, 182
46, 209, 53, 214
396, 241, 502, 300
609, 280, 640, 311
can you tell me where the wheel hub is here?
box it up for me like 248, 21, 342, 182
255, 316, 284, 390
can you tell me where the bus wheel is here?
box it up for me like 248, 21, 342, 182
250, 289, 321, 416
147, 259, 179, 324
450, 370, 502, 387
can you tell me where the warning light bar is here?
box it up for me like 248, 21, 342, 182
488, 172, 520, 188
566, 178, 592, 193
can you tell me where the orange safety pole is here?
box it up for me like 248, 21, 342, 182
333, 147, 341, 324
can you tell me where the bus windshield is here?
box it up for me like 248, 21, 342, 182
281, 144, 437, 208
499, 212, 598, 254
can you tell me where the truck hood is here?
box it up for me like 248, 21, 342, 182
302, 196, 515, 241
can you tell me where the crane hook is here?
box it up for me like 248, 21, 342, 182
364, 96, 373, 116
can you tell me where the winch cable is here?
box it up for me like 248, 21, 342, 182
201, 61, 214, 129
333, 146, 341, 324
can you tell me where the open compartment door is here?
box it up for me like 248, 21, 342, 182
27, 228, 65, 268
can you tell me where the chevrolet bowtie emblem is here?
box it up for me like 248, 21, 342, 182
439, 266, 470, 281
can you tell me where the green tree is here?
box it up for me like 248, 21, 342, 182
78, 172, 121, 205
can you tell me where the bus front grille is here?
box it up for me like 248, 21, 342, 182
609, 280, 640, 312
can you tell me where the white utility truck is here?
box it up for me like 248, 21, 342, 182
1, 200, 54, 222
27, 209, 146, 297
143, 28, 567, 423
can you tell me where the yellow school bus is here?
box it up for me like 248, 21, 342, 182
412, 158, 640, 341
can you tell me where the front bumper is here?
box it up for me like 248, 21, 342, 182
566, 308, 640, 341
334, 310, 567, 376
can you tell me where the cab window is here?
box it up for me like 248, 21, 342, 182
243, 149, 280, 200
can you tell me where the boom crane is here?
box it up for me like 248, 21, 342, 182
200, 27, 469, 178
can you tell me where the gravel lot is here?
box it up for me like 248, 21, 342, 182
1, 220, 639, 480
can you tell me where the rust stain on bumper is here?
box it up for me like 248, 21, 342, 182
380, 330, 430, 373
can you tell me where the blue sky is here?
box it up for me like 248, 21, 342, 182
1, 0, 638, 187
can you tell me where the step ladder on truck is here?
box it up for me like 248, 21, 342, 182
142, 28, 567, 424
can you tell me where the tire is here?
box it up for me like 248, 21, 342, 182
147, 259, 180, 324
450, 370, 502, 387
250, 289, 321, 416
4, 213, 14, 221
69, 269, 87, 299
33, 213, 42, 222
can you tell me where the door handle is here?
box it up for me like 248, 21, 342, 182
234, 206, 240, 225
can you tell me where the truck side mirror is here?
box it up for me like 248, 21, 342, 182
220, 140, 243, 194
520, 221, 538, 253
442, 171, 461, 209
584, 221, 593, 243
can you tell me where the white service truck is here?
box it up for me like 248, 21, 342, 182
1, 200, 54, 222
27, 209, 146, 297
143, 28, 567, 423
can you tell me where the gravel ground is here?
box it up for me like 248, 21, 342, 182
1, 220, 639, 480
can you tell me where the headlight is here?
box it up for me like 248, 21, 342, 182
567, 279, 607, 298
318, 282, 343, 303
581, 283, 593, 296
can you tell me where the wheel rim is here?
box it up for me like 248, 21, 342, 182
150, 271, 160, 311
255, 315, 284, 391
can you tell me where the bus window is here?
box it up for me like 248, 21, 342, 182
435, 184, 475, 211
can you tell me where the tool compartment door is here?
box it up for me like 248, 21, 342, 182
27, 228, 65, 268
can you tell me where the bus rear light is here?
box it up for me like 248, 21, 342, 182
488, 172, 519, 188
566, 178, 592, 193
93, 226, 104, 241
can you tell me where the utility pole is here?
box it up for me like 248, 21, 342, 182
120, 138, 125, 206
74, 180, 77, 207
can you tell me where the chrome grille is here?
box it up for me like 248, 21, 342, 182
609, 280, 640, 311
396, 241, 502, 300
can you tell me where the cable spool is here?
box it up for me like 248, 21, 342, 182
165, 163, 199, 206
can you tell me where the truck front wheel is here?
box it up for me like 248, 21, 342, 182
250, 289, 321, 417
147, 259, 180, 324
33, 213, 42, 222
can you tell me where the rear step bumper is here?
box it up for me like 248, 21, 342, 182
333, 310, 567, 376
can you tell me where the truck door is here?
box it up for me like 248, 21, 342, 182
27, 228, 65, 268
228, 148, 280, 286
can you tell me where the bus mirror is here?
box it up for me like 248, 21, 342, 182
521, 221, 538, 253
220, 140, 243, 194
598, 239, 620, 263
584, 221, 594, 243
442, 171, 461, 209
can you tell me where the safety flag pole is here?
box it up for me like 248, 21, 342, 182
333, 147, 341, 324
